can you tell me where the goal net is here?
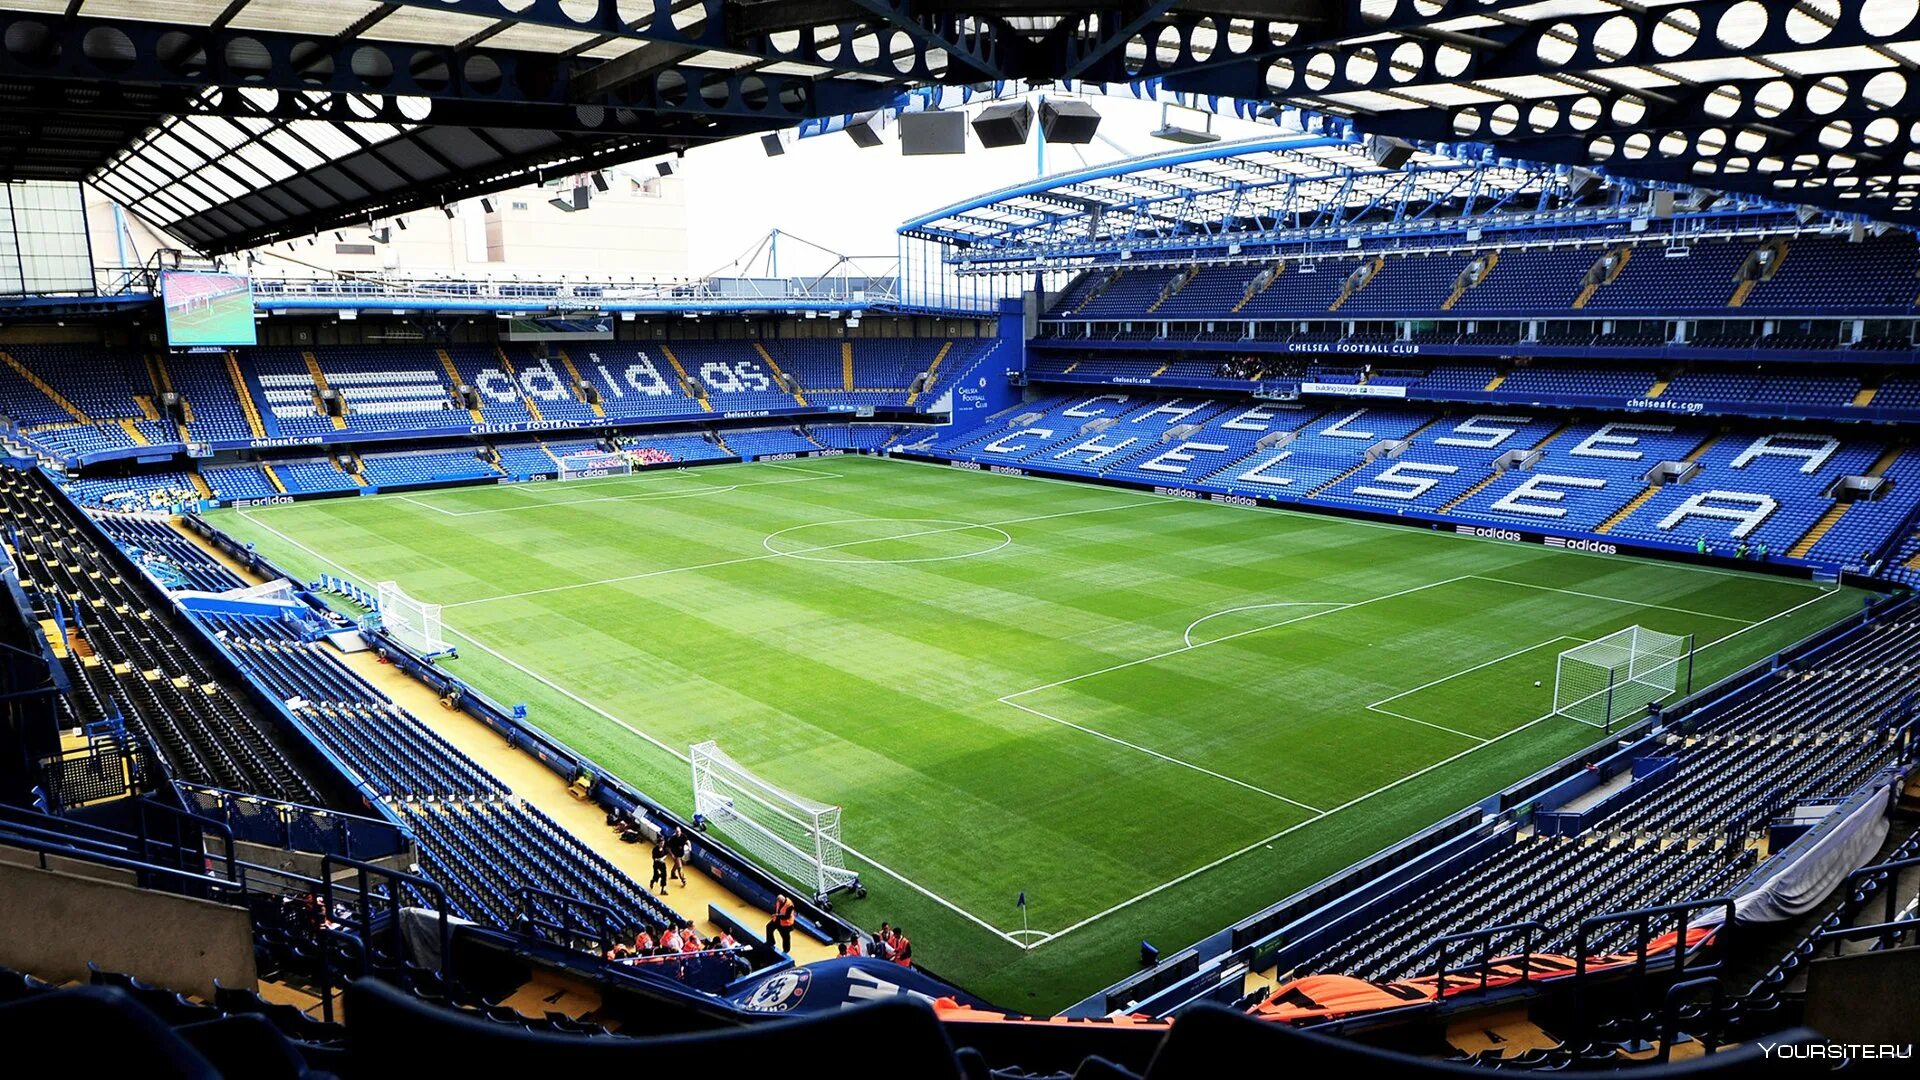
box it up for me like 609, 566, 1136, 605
556, 451, 632, 481
376, 580, 448, 656
690, 740, 859, 901
1554, 626, 1692, 730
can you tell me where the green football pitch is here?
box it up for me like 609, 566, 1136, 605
207, 455, 1864, 1010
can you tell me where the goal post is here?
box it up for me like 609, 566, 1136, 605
375, 580, 451, 658
1554, 626, 1694, 732
689, 740, 863, 905
556, 451, 632, 481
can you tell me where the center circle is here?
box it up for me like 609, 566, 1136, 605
762, 518, 1012, 564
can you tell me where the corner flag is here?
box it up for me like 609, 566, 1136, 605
1016, 891, 1026, 908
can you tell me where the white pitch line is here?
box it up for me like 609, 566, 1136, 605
1367, 635, 1586, 712
1003, 575, 1475, 702
750, 460, 845, 477
1363, 706, 1490, 745
1022, 706, 1567, 949
1183, 601, 1350, 648
443, 498, 1169, 608
396, 494, 462, 516
1000, 697, 1325, 814
230, 503, 1037, 949
233, 457, 1859, 951
1464, 575, 1761, 624
1021, 585, 1854, 949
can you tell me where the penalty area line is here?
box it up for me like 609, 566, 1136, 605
1022, 584, 1852, 950
1023, 705, 1566, 951
227, 506, 1053, 952
999, 696, 1325, 815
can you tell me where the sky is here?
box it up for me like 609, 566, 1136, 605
675, 94, 1272, 277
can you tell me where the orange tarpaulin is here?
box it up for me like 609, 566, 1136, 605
933, 1000, 1170, 1028
1251, 926, 1718, 1024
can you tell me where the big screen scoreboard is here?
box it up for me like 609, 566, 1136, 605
161, 271, 257, 347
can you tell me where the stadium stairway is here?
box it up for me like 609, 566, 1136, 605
656, 345, 712, 411
553, 348, 606, 417
905, 342, 951, 406
434, 349, 487, 424
1786, 445, 1907, 559
300, 352, 347, 430
1595, 484, 1661, 534
224, 351, 272, 439
751, 343, 807, 406
492, 346, 542, 422
0, 348, 92, 425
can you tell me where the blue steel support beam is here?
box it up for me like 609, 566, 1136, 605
835, 0, 1012, 81
0, 13, 889, 123
1060, 1, 1185, 81
375, 0, 945, 82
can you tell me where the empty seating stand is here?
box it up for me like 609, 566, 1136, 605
0, 469, 324, 803
1292, 613, 1905, 985
202, 608, 687, 938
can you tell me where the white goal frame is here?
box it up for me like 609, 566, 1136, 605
689, 740, 862, 903
556, 451, 632, 481
376, 580, 450, 657
1554, 626, 1694, 732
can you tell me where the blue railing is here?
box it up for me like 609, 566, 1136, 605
178, 782, 410, 860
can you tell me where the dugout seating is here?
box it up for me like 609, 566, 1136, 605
0, 468, 324, 802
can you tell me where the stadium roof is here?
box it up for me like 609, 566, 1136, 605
900, 129, 1813, 265
1, 1, 1914, 253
